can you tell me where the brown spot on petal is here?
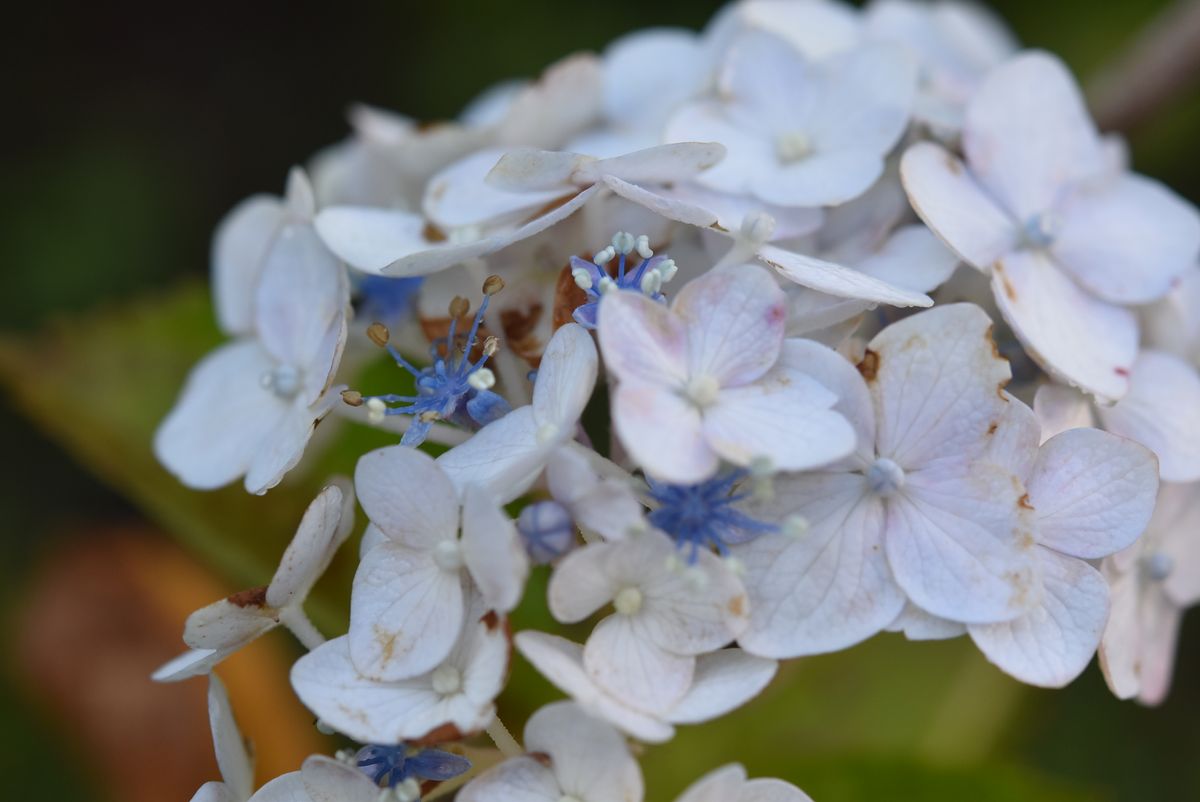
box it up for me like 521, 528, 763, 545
375, 626, 399, 665
944, 153, 964, 176
529, 751, 552, 767
986, 421, 998, 436
729, 594, 747, 618
411, 722, 466, 747
1115, 366, 1130, 377
500, 302, 546, 364
422, 221, 447, 243
227, 586, 268, 608
993, 262, 1017, 301
857, 349, 880, 382
481, 610, 501, 631
1018, 493, 1034, 511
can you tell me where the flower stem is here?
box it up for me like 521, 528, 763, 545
464, 259, 531, 408
333, 402, 472, 446
279, 605, 326, 651
486, 715, 523, 758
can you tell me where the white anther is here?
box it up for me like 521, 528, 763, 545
866, 457, 906, 498
431, 664, 463, 695
1145, 551, 1174, 582
740, 211, 777, 245
594, 246, 616, 265
467, 367, 496, 391
433, 539, 464, 572
366, 397, 387, 424
783, 515, 810, 538
635, 234, 653, 259
391, 778, 421, 802
775, 131, 813, 163
335, 748, 356, 763
614, 586, 644, 615
640, 269, 663, 296
572, 267, 594, 290
725, 556, 746, 577
684, 374, 721, 407
656, 258, 678, 283
612, 231, 636, 255
598, 276, 618, 295
536, 422, 561, 445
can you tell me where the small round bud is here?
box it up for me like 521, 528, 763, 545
366, 321, 390, 347
449, 296, 470, 319
341, 389, 364, 407
482, 274, 505, 296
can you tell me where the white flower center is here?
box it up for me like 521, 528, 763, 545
260, 364, 303, 399
431, 664, 462, 695
614, 586, 644, 616
866, 458, 906, 498
1022, 211, 1061, 249
776, 131, 813, 164
1144, 551, 1174, 582
740, 211, 777, 245
434, 539, 464, 572
684, 374, 721, 408
536, 422, 562, 445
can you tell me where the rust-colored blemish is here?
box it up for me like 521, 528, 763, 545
529, 751, 552, 767
986, 421, 998, 436
500, 302, 545, 364
552, 263, 589, 330
227, 586, 268, 608
1115, 366, 1130, 377
857, 349, 880, 382
411, 722, 465, 746
1018, 493, 1034, 511
993, 262, 1017, 301
481, 610, 501, 631
729, 595, 747, 618
375, 627, 398, 665
421, 221, 447, 243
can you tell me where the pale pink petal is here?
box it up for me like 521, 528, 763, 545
737, 476, 900, 656
495, 53, 603, 149
900, 142, 1017, 270
963, 51, 1102, 220
1099, 567, 1182, 705
533, 323, 598, 430
348, 543, 464, 681
672, 264, 786, 385
752, 148, 889, 208
1097, 350, 1200, 482
868, 303, 1012, 468
612, 382, 717, 484
355, 446, 459, 548
1053, 174, 1200, 304
809, 44, 916, 155
583, 142, 727, 186
597, 286, 689, 385
759, 244, 933, 307
982, 393, 1041, 481
855, 225, 960, 294
969, 548, 1109, 687
636, 542, 749, 654
886, 460, 1038, 623
602, 28, 708, 125
1028, 428, 1159, 559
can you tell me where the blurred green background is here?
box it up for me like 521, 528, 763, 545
2, 1, 1198, 800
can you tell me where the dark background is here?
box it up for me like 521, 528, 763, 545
2, 2, 1198, 800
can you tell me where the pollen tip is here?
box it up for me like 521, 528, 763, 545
482, 274, 505, 296
341, 389, 364, 407
449, 296, 471, 319
367, 321, 390, 347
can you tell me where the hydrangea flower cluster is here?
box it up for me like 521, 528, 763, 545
154, 1, 1200, 798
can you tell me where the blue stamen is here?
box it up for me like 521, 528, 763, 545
357, 276, 423, 323
569, 233, 674, 329
362, 290, 512, 446
355, 744, 471, 790
647, 470, 778, 563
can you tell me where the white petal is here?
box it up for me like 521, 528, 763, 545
153, 341, 291, 491
243, 397, 324, 496
462, 484, 529, 613
547, 542, 620, 623
675, 764, 747, 802
868, 303, 1011, 467
246, 773, 309, 802
737, 476, 901, 656
855, 225, 960, 295
457, 756, 560, 802
969, 548, 1109, 687
584, 142, 727, 185
963, 51, 1102, 220
267, 481, 353, 609
184, 597, 277, 651
887, 603, 967, 641
703, 371, 854, 472
190, 782, 240, 802
886, 460, 1038, 623
299, 756, 383, 802
758, 244, 933, 307
495, 53, 604, 149
513, 632, 675, 743
208, 675, 254, 801
584, 615, 695, 715
601, 175, 720, 227
314, 206, 429, 275
666, 183, 824, 240
485, 148, 591, 192
602, 27, 708, 126
636, 540, 749, 654
533, 323, 597, 429
524, 701, 644, 802
1158, 482, 1200, 607
437, 407, 550, 504
982, 393, 1041, 481
1096, 351, 1200, 482
348, 543, 464, 680
426, 148, 566, 228
355, 446, 459, 548
753, 149, 888, 209
808, 44, 916, 155
739, 778, 816, 802
776, 338, 875, 466
1053, 174, 1200, 304
1032, 383, 1095, 442
1028, 427, 1159, 558
597, 289, 689, 386
670, 264, 787, 386
665, 648, 778, 724
666, 101, 777, 198
740, 0, 862, 60
213, 195, 285, 336
254, 222, 347, 393
548, 447, 645, 542
612, 382, 717, 483
899, 142, 1017, 270
152, 648, 227, 683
